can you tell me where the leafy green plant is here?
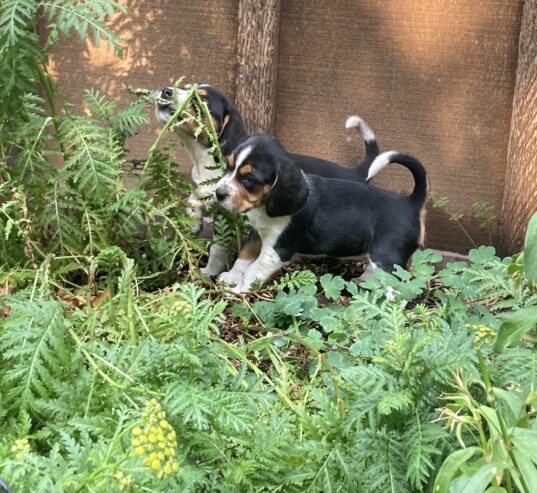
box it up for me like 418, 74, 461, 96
434, 354, 537, 493
2, 2, 537, 493
430, 193, 498, 248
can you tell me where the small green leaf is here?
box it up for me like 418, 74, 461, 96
494, 307, 537, 352
306, 329, 325, 350
320, 274, 345, 300
449, 463, 498, 493
512, 428, 537, 463
469, 246, 498, 265
512, 449, 537, 492
432, 447, 480, 493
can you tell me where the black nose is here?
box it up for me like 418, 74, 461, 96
161, 88, 173, 99
216, 187, 228, 201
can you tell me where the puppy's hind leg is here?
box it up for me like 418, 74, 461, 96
356, 257, 400, 302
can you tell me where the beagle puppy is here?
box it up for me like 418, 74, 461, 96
155, 84, 379, 277
214, 135, 428, 293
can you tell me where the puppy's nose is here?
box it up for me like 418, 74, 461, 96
161, 88, 173, 99
215, 187, 228, 202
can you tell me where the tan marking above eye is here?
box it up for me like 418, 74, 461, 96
238, 164, 253, 175
197, 88, 208, 96
182, 83, 192, 89
227, 153, 236, 169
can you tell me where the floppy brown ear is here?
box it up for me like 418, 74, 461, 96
219, 106, 247, 155
266, 157, 309, 217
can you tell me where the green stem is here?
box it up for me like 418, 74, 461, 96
33, 60, 68, 162
454, 218, 477, 249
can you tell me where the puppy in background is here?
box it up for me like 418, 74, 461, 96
155, 83, 379, 276
214, 135, 428, 293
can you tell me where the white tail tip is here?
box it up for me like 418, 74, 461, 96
367, 150, 398, 181
345, 115, 375, 143
345, 115, 363, 129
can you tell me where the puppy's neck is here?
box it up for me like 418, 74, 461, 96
174, 128, 222, 187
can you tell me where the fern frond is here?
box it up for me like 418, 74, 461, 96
352, 428, 409, 493
273, 270, 317, 291
83, 88, 117, 122
0, 0, 38, 47
84, 89, 150, 143
377, 389, 414, 416
58, 115, 123, 199
404, 412, 447, 490
110, 99, 150, 139
41, 0, 127, 55
0, 3, 44, 117
0, 299, 68, 412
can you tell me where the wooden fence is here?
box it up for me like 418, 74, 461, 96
43, 0, 537, 254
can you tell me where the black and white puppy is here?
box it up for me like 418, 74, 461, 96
214, 135, 428, 293
155, 84, 379, 276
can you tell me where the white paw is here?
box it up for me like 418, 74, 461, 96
217, 270, 243, 287
228, 282, 246, 294
200, 265, 223, 278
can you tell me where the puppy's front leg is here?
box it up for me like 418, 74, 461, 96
231, 247, 284, 293
186, 193, 204, 235
200, 243, 231, 277
218, 231, 262, 287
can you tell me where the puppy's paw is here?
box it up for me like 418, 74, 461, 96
228, 283, 246, 294
217, 270, 242, 287
200, 265, 223, 278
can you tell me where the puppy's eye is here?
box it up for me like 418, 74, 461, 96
242, 179, 256, 191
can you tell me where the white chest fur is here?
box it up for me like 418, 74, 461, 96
245, 208, 291, 248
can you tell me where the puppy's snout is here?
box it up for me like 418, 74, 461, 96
161, 87, 173, 100
215, 187, 229, 202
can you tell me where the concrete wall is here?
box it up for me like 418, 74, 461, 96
44, 0, 525, 252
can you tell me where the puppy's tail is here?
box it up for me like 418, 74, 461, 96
345, 115, 379, 162
367, 151, 428, 206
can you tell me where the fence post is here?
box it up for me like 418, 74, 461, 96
235, 0, 281, 134
500, 0, 537, 255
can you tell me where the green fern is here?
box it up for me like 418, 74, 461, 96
84, 88, 150, 145
58, 115, 123, 199
41, 0, 126, 54
0, 299, 69, 412
273, 269, 318, 291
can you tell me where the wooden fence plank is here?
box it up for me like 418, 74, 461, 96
500, 0, 537, 255
236, 0, 280, 134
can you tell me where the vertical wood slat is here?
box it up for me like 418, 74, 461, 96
235, 0, 280, 134
500, 0, 537, 255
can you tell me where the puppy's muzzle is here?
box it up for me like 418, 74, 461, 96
215, 186, 229, 202
158, 87, 174, 108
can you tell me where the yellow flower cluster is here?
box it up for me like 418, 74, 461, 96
11, 438, 30, 460
131, 399, 180, 478
115, 471, 134, 491
468, 324, 496, 344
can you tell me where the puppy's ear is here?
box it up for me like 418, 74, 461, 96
266, 157, 309, 217
220, 106, 247, 155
